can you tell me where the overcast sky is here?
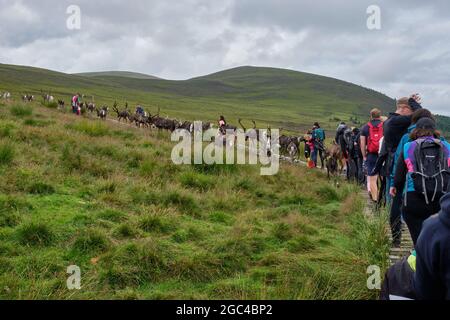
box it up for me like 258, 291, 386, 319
1, 0, 449, 115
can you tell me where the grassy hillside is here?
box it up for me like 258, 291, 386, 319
74, 71, 161, 80
0, 100, 389, 299
0, 63, 395, 133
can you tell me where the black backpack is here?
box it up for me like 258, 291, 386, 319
411, 138, 450, 204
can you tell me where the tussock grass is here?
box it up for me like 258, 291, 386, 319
10, 104, 32, 117
163, 191, 199, 216
180, 171, 215, 192
28, 182, 55, 195
0, 141, 14, 165
69, 121, 110, 137
72, 229, 110, 254
138, 214, 175, 234
113, 223, 137, 239
43, 101, 58, 109
17, 222, 55, 246
0, 123, 15, 138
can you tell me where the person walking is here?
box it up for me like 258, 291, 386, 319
391, 118, 450, 245
311, 122, 326, 168
383, 94, 423, 247
360, 108, 384, 202
414, 192, 450, 300
72, 93, 81, 114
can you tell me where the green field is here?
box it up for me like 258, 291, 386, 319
0, 99, 389, 299
1, 63, 397, 133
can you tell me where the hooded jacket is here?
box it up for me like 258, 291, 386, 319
414, 193, 450, 300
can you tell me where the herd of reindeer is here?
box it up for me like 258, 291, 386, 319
2, 90, 346, 178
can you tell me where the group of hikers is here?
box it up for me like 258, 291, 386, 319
334, 94, 450, 300
378, 95, 450, 300
301, 95, 450, 299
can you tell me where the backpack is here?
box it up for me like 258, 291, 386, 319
367, 121, 383, 154
314, 128, 325, 141
410, 138, 450, 204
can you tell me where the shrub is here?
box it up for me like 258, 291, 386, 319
0, 142, 14, 165
72, 229, 110, 254
17, 222, 55, 246
10, 105, 32, 117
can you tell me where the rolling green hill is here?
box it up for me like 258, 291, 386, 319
0, 63, 395, 132
74, 71, 161, 80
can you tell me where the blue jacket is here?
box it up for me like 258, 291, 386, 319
414, 192, 450, 300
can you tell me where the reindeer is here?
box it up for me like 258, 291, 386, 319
151, 115, 178, 132
112, 102, 130, 123
325, 142, 345, 179
42, 92, 54, 103
279, 134, 303, 158
87, 102, 96, 113
177, 121, 194, 133
147, 107, 178, 132
96, 106, 108, 120
57, 100, 65, 109
238, 119, 267, 142
22, 94, 34, 102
